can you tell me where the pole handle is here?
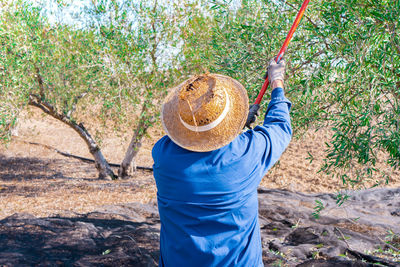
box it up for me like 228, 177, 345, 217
254, 78, 270, 105
253, 0, 310, 105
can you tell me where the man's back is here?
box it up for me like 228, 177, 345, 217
153, 88, 292, 266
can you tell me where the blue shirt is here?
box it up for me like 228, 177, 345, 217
152, 87, 292, 266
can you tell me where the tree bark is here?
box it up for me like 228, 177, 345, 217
28, 95, 116, 180
117, 132, 142, 179
118, 1, 159, 179
118, 105, 153, 179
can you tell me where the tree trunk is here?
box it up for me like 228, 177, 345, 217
118, 132, 143, 179
28, 95, 116, 180
118, 106, 153, 179
73, 122, 116, 180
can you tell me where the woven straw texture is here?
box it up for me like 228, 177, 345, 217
161, 74, 249, 152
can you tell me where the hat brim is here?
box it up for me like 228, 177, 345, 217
161, 74, 249, 152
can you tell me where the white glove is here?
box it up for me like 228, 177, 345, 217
268, 58, 286, 83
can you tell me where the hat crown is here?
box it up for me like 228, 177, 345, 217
161, 73, 249, 152
178, 75, 228, 127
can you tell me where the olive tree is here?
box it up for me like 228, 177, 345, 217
182, 0, 400, 188
83, 0, 183, 178
1, 0, 185, 179
308, 0, 400, 186
0, 1, 117, 179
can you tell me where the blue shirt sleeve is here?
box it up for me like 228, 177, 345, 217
245, 87, 292, 179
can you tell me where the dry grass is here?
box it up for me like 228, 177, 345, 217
0, 155, 156, 219
0, 106, 399, 219
262, 128, 400, 192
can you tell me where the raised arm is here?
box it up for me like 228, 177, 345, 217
244, 59, 292, 177
255, 84, 292, 172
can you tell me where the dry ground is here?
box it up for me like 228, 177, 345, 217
0, 107, 399, 219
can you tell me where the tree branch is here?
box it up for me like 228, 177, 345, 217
334, 227, 350, 249
28, 94, 99, 154
290, 49, 324, 75
28, 95, 52, 115
28, 94, 116, 179
284, 1, 318, 29
149, 0, 159, 73
67, 91, 89, 119
16, 139, 153, 171
34, 66, 45, 99
387, 23, 400, 56
118, 99, 155, 178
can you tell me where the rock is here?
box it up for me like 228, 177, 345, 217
296, 258, 371, 267
391, 209, 400, 217
285, 227, 321, 245
258, 187, 400, 266
0, 188, 399, 266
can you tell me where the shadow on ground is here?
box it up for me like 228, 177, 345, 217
0, 210, 160, 266
0, 155, 97, 182
1, 188, 399, 266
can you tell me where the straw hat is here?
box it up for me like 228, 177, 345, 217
161, 73, 249, 152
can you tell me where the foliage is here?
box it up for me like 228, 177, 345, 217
0, 0, 187, 178
81, 0, 186, 177
0, 104, 18, 142
311, 199, 325, 219
1, 0, 399, 183
385, 229, 400, 248
182, 0, 400, 188
313, 0, 400, 186
0, 1, 103, 131
82, 0, 182, 128
0, 0, 122, 178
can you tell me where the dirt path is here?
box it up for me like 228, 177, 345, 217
0, 155, 156, 219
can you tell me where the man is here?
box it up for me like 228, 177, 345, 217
152, 59, 291, 266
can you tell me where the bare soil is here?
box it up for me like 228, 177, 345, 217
0, 107, 399, 219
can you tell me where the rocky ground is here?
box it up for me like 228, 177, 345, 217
0, 187, 399, 266
1, 107, 400, 266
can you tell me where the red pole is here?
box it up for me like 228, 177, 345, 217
254, 0, 310, 105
